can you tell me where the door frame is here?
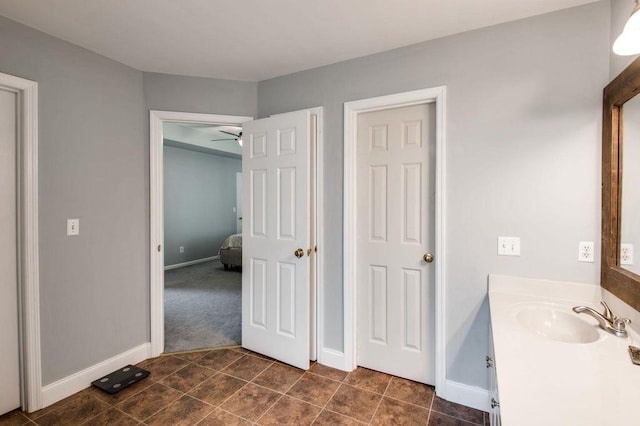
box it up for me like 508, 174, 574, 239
343, 87, 447, 393
149, 109, 324, 359
0, 72, 42, 411
149, 110, 252, 357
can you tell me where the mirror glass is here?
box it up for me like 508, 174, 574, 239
621, 95, 640, 275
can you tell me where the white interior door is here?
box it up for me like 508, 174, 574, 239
242, 110, 311, 370
0, 87, 21, 414
356, 103, 436, 384
236, 172, 243, 233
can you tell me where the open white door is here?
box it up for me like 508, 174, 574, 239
242, 110, 311, 370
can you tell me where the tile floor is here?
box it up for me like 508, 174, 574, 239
1, 347, 489, 425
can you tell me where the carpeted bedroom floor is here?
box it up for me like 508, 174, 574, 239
164, 259, 241, 353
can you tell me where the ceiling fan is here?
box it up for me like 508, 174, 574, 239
211, 130, 243, 146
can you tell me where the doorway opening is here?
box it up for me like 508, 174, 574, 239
343, 88, 447, 394
162, 121, 246, 353
150, 111, 252, 357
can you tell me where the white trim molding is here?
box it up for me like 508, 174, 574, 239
342, 87, 448, 395
164, 255, 219, 271
444, 380, 490, 412
0, 72, 42, 412
41, 343, 150, 408
149, 111, 252, 357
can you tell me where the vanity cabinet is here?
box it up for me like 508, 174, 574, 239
487, 325, 501, 426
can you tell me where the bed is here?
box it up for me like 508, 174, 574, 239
219, 233, 242, 270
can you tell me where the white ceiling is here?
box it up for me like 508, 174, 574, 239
0, 0, 596, 82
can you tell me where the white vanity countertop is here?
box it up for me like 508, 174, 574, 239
488, 274, 640, 426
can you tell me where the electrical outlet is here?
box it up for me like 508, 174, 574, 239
578, 241, 594, 263
621, 244, 634, 265
67, 218, 79, 236
179, 246, 184, 254
498, 237, 520, 256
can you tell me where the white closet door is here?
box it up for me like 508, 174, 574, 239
241, 110, 311, 370
356, 103, 436, 384
0, 88, 20, 414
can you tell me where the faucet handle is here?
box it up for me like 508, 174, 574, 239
600, 301, 615, 321
613, 317, 631, 331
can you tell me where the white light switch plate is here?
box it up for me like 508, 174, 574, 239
67, 218, 79, 236
498, 237, 520, 256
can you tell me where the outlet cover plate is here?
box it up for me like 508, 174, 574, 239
578, 241, 594, 263
621, 243, 634, 265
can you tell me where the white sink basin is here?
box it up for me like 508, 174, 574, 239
515, 304, 600, 343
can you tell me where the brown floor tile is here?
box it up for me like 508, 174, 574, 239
34, 393, 110, 426
196, 349, 244, 371
115, 382, 181, 421
431, 397, 484, 425
0, 410, 31, 426
24, 391, 79, 420
137, 355, 189, 380
252, 363, 304, 393
325, 384, 382, 423
222, 355, 273, 381
257, 395, 321, 425
345, 367, 391, 394
241, 349, 274, 361
371, 396, 429, 425
312, 409, 366, 425
160, 363, 217, 393
81, 408, 138, 426
326, 384, 382, 423
286, 373, 340, 406
428, 411, 478, 425
309, 363, 348, 381
172, 350, 211, 362
198, 408, 251, 425
385, 377, 434, 408
86, 379, 153, 405
220, 383, 281, 421
188, 373, 247, 406
145, 395, 214, 426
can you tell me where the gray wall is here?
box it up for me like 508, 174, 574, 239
143, 72, 257, 117
164, 145, 241, 266
258, 2, 610, 388
0, 16, 147, 385
0, 16, 259, 386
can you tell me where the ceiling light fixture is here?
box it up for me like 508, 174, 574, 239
614, 0, 640, 56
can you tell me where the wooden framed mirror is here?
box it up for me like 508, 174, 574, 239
602, 56, 640, 311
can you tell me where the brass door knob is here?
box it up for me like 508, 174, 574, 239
423, 253, 434, 263
294, 248, 304, 258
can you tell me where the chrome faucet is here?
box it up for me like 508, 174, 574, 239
573, 301, 630, 338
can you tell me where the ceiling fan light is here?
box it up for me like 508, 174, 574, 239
238, 136, 243, 147
614, 1, 640, 56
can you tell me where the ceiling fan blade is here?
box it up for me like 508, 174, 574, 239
220, 130, 241, 137
210, 138, 238, 142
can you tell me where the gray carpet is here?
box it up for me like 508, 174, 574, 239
164, 259, 241, 353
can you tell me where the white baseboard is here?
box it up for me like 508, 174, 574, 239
317, 347, 351, 372
40, 343, 151, 409
164, 255, 219, 271
440, 379, 490, 412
